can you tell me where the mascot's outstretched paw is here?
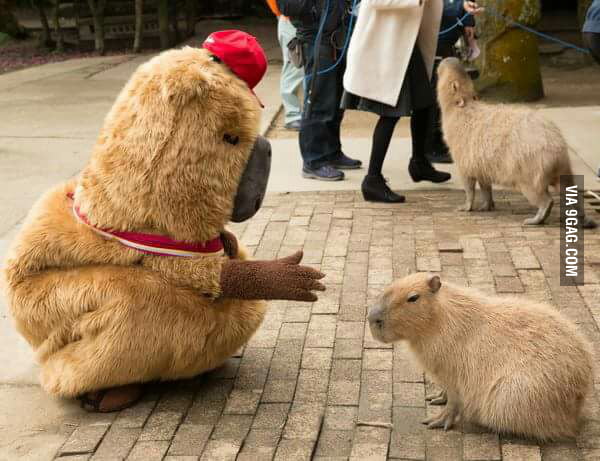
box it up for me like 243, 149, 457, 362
220, 250, 326, 302
79, 383, 143, 413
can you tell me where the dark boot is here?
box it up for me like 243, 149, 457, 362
408, 158, 451, 183
362, 175, 405, 203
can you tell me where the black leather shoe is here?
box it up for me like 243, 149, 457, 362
362, 175, 405, 203
408, 158, 451, 183
329, 152, 362, 170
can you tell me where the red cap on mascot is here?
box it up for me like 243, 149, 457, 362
203, 30, 268, 108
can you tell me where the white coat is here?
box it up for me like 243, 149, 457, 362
344, 0, 443, 106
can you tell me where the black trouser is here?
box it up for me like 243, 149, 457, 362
299, 33, 345, 169
430, 42, 456, 155
583, 31, 600, 65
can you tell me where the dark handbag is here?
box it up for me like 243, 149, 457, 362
287, 37, 305, 68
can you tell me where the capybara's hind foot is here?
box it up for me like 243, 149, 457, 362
523, 217, 545, 226
79, 384, 143, 413
476, 201, 495, 212
425, 389, 448, 405
457, 204, 473, 212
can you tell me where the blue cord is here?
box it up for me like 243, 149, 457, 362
484, 5, 591, 55
305, 0, 358, 83
439, 12, 470, 37
316, 0, 358, 75
307, 2, 591, 82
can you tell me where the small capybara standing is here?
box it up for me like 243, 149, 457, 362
368, 273, 593, 441
437, 57, 596, 228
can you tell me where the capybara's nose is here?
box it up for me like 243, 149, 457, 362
367, 306, 384, 326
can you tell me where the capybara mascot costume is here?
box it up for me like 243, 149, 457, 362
3, 31, 324, 412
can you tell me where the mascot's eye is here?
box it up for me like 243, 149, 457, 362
407, 294, 420, 303
210, 55, 222, 64
223, 133, 239, 145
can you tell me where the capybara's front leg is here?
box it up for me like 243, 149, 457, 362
477, 183, 495, 211
458, 177, 476, 211
423, 392, 460, 430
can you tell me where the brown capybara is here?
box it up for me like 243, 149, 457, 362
368, 272, 593, 441
437, 57, 596, 228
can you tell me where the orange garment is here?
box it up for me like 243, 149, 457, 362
266, 0, 282, 17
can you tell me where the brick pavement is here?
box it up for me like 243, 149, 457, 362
53, 189, 600, 460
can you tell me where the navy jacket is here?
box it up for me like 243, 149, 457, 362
439, 0, 475, 45
278, 0, 348, 40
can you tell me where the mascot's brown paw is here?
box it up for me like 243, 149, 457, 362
220, 229, 239, 259
220, 250, 326, 302
79, 384, 143, 413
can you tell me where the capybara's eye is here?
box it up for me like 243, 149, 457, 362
407, 294, 420, 303
223, 133, 239, 145
210, 55, 222, 64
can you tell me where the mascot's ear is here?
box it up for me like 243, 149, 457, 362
161, 63, 209, 105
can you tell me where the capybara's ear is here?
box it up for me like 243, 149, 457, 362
456, 97, 465, 108
451, 80, 460, 93
427, 274, 441, 293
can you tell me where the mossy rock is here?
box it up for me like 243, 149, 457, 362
475, 0, 544, 102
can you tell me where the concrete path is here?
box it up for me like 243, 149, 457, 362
1, 21, 600, 459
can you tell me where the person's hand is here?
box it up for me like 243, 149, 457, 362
464, 1, 483, 15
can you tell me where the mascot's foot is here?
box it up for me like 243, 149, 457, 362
79, 383, 143, 413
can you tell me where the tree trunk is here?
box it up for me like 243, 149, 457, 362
133, 0, 143, 53
185, 0, 196, 37
0, 0, 25, 38
158, 0, 169, 50
170, 0, 179, 44
53, 0, 64, 52
475, 0, 544, 102
87, 0, 107, 55
32, 1, 52, 48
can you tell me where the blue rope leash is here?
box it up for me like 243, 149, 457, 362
441, 6, 590, 55
484, 5, 591, 55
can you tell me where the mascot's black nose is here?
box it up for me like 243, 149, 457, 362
231, 136, 271, 223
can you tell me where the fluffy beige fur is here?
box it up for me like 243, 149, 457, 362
2, 47, 266, 398
437, 57, 596, 228
369, 273, 593, 441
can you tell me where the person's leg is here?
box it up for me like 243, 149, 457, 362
362, 116, 405, 203
278, 18, 304, 127
368, 116, 399, 176
408, 106, 451, 183
299, 37, 345, 179
583, 32, 600, 65
428, 43, 455, 164
327, 51, 362, 169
